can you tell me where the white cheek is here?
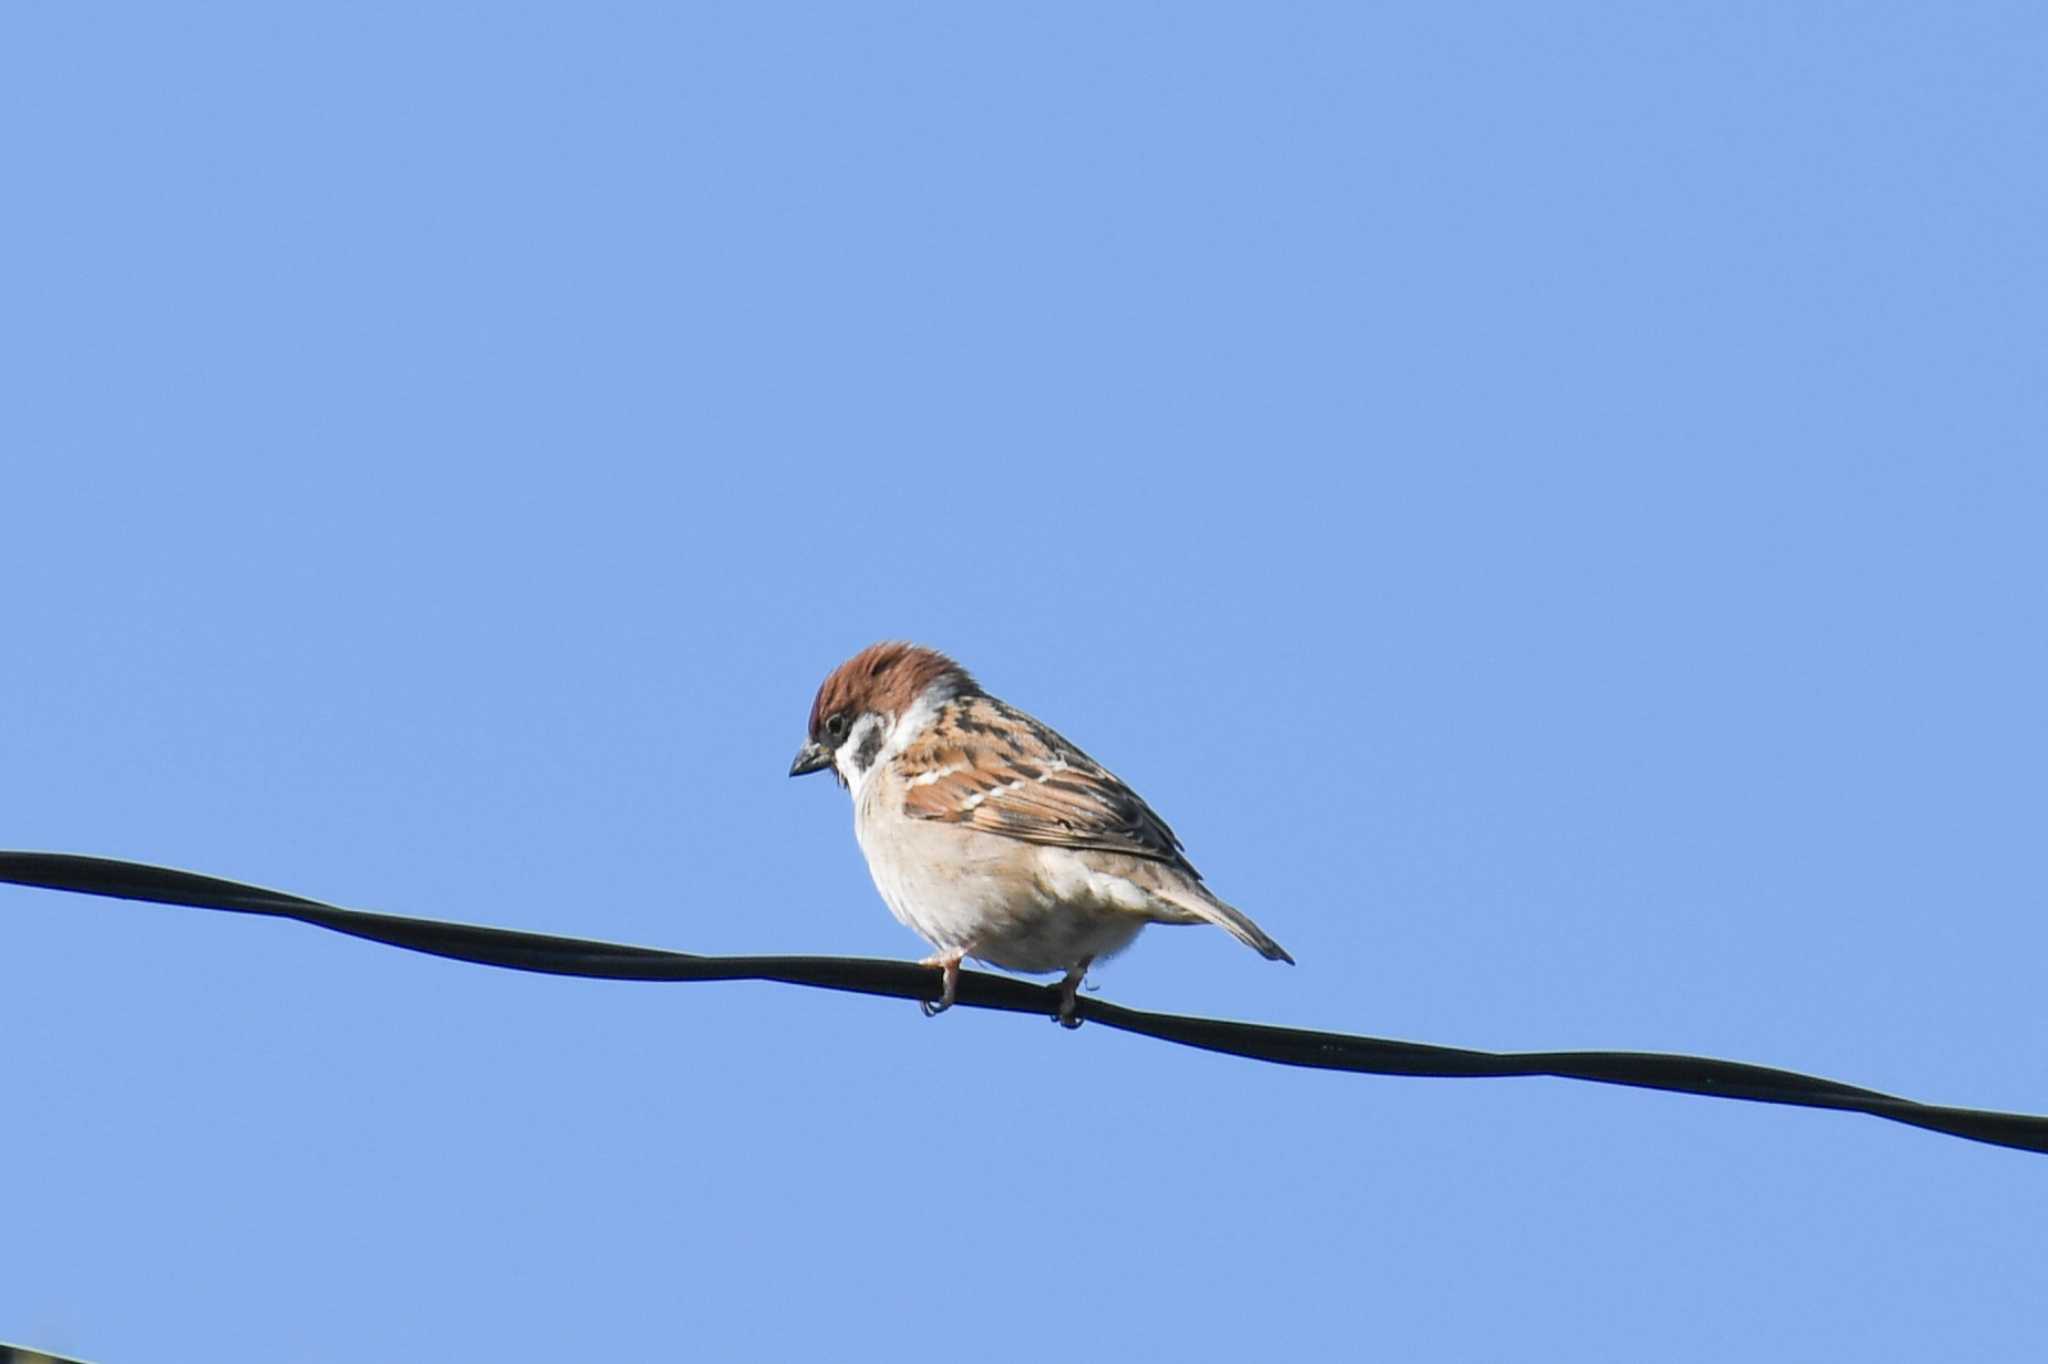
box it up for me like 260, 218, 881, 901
834, 713, 890, 797
832, 684, 952, 801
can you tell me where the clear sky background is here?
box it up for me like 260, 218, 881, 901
4, 4, 2044, 1360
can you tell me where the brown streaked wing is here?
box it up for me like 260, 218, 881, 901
896, 697, 1196, 872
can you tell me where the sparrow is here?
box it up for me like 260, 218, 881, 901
789, 642, 1291, 1026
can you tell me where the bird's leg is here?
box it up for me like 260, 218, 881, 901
1053, 957, 1093, 1029
919, 948, 966, 1017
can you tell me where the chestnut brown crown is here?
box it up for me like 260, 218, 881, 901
807, 642, 977, 743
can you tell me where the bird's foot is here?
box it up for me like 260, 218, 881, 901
1052, 958, 1092, 1029
919, 949, 965, 1018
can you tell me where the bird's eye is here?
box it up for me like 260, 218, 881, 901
825, 712, 849, 740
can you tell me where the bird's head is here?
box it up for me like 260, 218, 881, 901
789, 642, 978, 790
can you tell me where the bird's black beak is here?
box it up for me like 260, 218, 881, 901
788, 740, 834, 778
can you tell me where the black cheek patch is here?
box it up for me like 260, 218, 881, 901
852, 725, 885, 771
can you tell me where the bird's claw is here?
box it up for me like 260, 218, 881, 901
1052, 959, 1090, 1029
919, 952, 962, 1018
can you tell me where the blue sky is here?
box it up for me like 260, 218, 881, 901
4, 3, 2045, 1359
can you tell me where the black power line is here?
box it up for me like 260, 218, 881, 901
0, 1345, 92, 1364
4, 850, 2043, 1156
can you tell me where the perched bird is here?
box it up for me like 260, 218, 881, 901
789, 642, 1292, 1026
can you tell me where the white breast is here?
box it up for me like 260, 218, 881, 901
851, 772, 1147, 974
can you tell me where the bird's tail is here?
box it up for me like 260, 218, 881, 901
1170, 888, 1295, 965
